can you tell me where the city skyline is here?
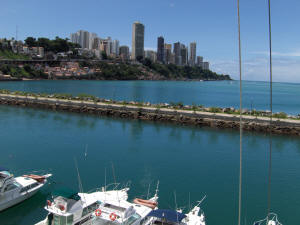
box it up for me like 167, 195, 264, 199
1, 0, 300, 82
68, 26, 209, 68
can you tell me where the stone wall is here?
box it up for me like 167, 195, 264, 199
1, 94, 300, 136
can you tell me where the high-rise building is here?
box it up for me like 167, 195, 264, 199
157, 36, 164, 63
100, 37, 112, 56
164, 44, 172, 64
203, 62, 210, 70
82, 31, 90, 49
92, 37, 101, 50
70, 30, 89, 49
197, 56, 203, 67
132, 21, 145, 60
180, 44, 188, 65
173, 42, 182, 65
70, 30, 98, 49
189, 42, 196, 66
119, 45, 130, 60
70, 32, 80, 45
89, 33, 98, 50
112, 40, 120, 56
144, 50, 157, 62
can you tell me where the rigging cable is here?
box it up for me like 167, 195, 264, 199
237, 0, 243, 225
267, 0, 273, 220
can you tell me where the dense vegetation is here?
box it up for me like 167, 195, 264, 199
0, 39, 30, 60
89, 62, 143, 80
24, 36, 81, 53
0, 64, 47, 79
80, 60, 231, 81
141, 58, 231, 80
0, 50, 30, 60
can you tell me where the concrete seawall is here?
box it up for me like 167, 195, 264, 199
1, 94, 300, 136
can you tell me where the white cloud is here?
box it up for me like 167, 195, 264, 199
252, 51, 300, 57
144, 47, 156, 51
211, 56, 300, 83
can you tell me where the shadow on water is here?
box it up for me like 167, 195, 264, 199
0, 191, 51, 225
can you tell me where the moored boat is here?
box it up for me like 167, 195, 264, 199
35, 186, 129, 225
0, 166, 52, 212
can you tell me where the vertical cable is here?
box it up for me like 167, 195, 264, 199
237, 0, 243, 225
267, 0, 273, 219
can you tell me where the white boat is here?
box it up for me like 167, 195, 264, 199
0, 166, 52, 212
253, 213, 283, 225
143, 196, 206, 225
143, 205, 205, 225
91, 189, 159, 225
35, 185, 129, 225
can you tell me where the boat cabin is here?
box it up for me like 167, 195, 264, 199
145, 209, 187, 225
93, 198, 155, 225
45, 188, 102, 225
0, 169, 18, 195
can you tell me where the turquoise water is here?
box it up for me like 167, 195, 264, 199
0, 80, 299, 115
0, 105, 300, 225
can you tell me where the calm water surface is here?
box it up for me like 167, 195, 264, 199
0, 80, 299, 115
0, 105, 299, 225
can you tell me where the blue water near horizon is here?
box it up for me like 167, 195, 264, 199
0, 105, 300, 225
0, 80, 299, 115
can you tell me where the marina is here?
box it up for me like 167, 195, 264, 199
0, 105, 299, 224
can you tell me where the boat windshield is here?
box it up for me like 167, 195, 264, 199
122, 213, 141, 225
4, 182, 19, 192
103, 203, 126, 213
53, 214, 73, 225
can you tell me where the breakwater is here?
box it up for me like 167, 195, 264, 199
0, 93, 300, 136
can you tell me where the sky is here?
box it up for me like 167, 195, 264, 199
1, 0, 300, 83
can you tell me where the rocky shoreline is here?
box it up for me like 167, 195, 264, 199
0, 94, 300, 136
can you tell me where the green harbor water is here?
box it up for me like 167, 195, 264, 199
0, 104, 300, 225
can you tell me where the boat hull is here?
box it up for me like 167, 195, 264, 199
0, 186, 40, 212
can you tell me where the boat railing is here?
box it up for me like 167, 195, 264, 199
253, 213, 282, 225
87, 182, 131, 194
18, 169, 51, 177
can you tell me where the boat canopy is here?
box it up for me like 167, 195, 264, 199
147, 209, 186, 222
52, 188, 81, 201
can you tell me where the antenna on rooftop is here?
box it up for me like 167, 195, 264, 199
16, 25, 18, 41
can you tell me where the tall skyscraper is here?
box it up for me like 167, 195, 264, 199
173, 42, 182, 65
164, 44, 172, 64
180, 44, 188, 65
197, 56, 203, 67
189, 42, 197, 66
100, 37, 112, 56
144, 50, 157, 62
203, 62, 210, 70
70, 32, 80, 45
112, 40, 120, 56
92, 37, 101, 50
119, 45, 130, 60
157, 36, 165, 63
132, 21, 145, 60
83, 31, 90, 49
89, 33, 98, 50
70, 30, 91, 49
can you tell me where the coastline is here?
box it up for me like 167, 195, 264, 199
0, 93, 299, 136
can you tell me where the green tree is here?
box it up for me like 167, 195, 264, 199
24, 37, 36, 47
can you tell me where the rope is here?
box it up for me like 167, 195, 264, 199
267, 0, 273, 219
237, 0, 243, 224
